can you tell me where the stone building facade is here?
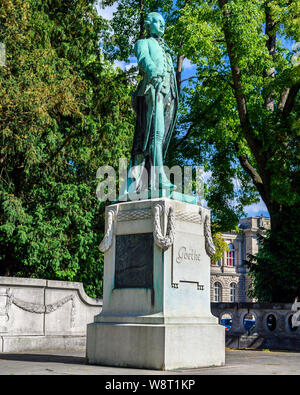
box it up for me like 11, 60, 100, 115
210, 216, 271, 303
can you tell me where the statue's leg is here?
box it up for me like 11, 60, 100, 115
151, 93, 175, 190
132, 153, 148, 192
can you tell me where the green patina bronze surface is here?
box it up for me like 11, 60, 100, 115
116, 12, 196, 204
129, 12, 178, 193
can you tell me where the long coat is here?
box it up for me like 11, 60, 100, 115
131, 36, 178, 167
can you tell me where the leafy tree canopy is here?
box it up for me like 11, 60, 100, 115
0, 0, 134, 297
104, 0, 299, 301
1, 0, 299, 301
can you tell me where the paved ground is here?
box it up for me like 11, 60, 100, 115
0, 348, 300, 375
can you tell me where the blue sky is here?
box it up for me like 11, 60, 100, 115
96, 3, 271, 218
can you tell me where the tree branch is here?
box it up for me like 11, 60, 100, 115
234, 143, 267, 204
180, 76, 198, 84
238, 153, 263, 186
175, 0, 192, 96
138, 0, 145, 39
264, 5, 276, 111
218, 0, 265, 168
278, 87, 290, 110
282, 82, 300, 118
173, 123, 194, 149
176, 54, 184, 96
0, 153, 7, 165
46, 127, 78, 167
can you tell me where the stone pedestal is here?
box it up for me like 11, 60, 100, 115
86, 198, 225, 370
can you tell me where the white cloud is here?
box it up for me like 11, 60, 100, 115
95, 2, 118, 20
112, 60, 138, 71
243, 198, 269, 218
113, 60, 126, 70
182, 58, 195, 70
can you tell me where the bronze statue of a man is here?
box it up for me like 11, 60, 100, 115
130, 12, 178, 193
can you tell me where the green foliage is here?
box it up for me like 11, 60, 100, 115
0, 0, 134, 298
101, 0, 175, 61
105, 0, 300, 301
1, 0, 299, 303
247, 207, 300, 302
210, 231, 230, 265
167, 0, 299, 227
101, 0, 261, 233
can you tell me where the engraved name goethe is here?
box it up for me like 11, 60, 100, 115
176, 247, 201, 264
172, 232, 206, 290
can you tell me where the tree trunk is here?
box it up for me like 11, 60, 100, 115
138, 0, 144, 39
176, 54, 184, 96
264, 6, 276, 110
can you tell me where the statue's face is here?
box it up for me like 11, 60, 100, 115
149, 14, 165, 37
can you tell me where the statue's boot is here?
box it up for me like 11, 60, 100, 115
153, 140, 176, 191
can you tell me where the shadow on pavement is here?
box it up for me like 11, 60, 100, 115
0, 353, 86, 365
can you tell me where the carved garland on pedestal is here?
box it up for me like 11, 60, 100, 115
203, 212, 216, 257
98, 204, 216, 257
152, 204, 175, 251
99, 208, 117, 253
1, 288, 76, 328
117, 208, 151, 222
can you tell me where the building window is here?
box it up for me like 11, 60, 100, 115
226, 243, 235, 266
214, 282, 222, 302
230, 283, 236, 302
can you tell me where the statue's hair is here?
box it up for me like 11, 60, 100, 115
144, 12, 164, 34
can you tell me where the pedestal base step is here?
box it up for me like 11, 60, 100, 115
86, 321, 225, 370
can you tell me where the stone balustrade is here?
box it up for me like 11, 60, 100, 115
211, 302, 300, 351
0, 276, 102, 352
1, 275, 300, 353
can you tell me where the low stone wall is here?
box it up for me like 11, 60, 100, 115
211, 302, 300, 351
2, 278, 299, 353
0, 277, 102, 352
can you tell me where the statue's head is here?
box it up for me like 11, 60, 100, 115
145, 12, 165, 38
